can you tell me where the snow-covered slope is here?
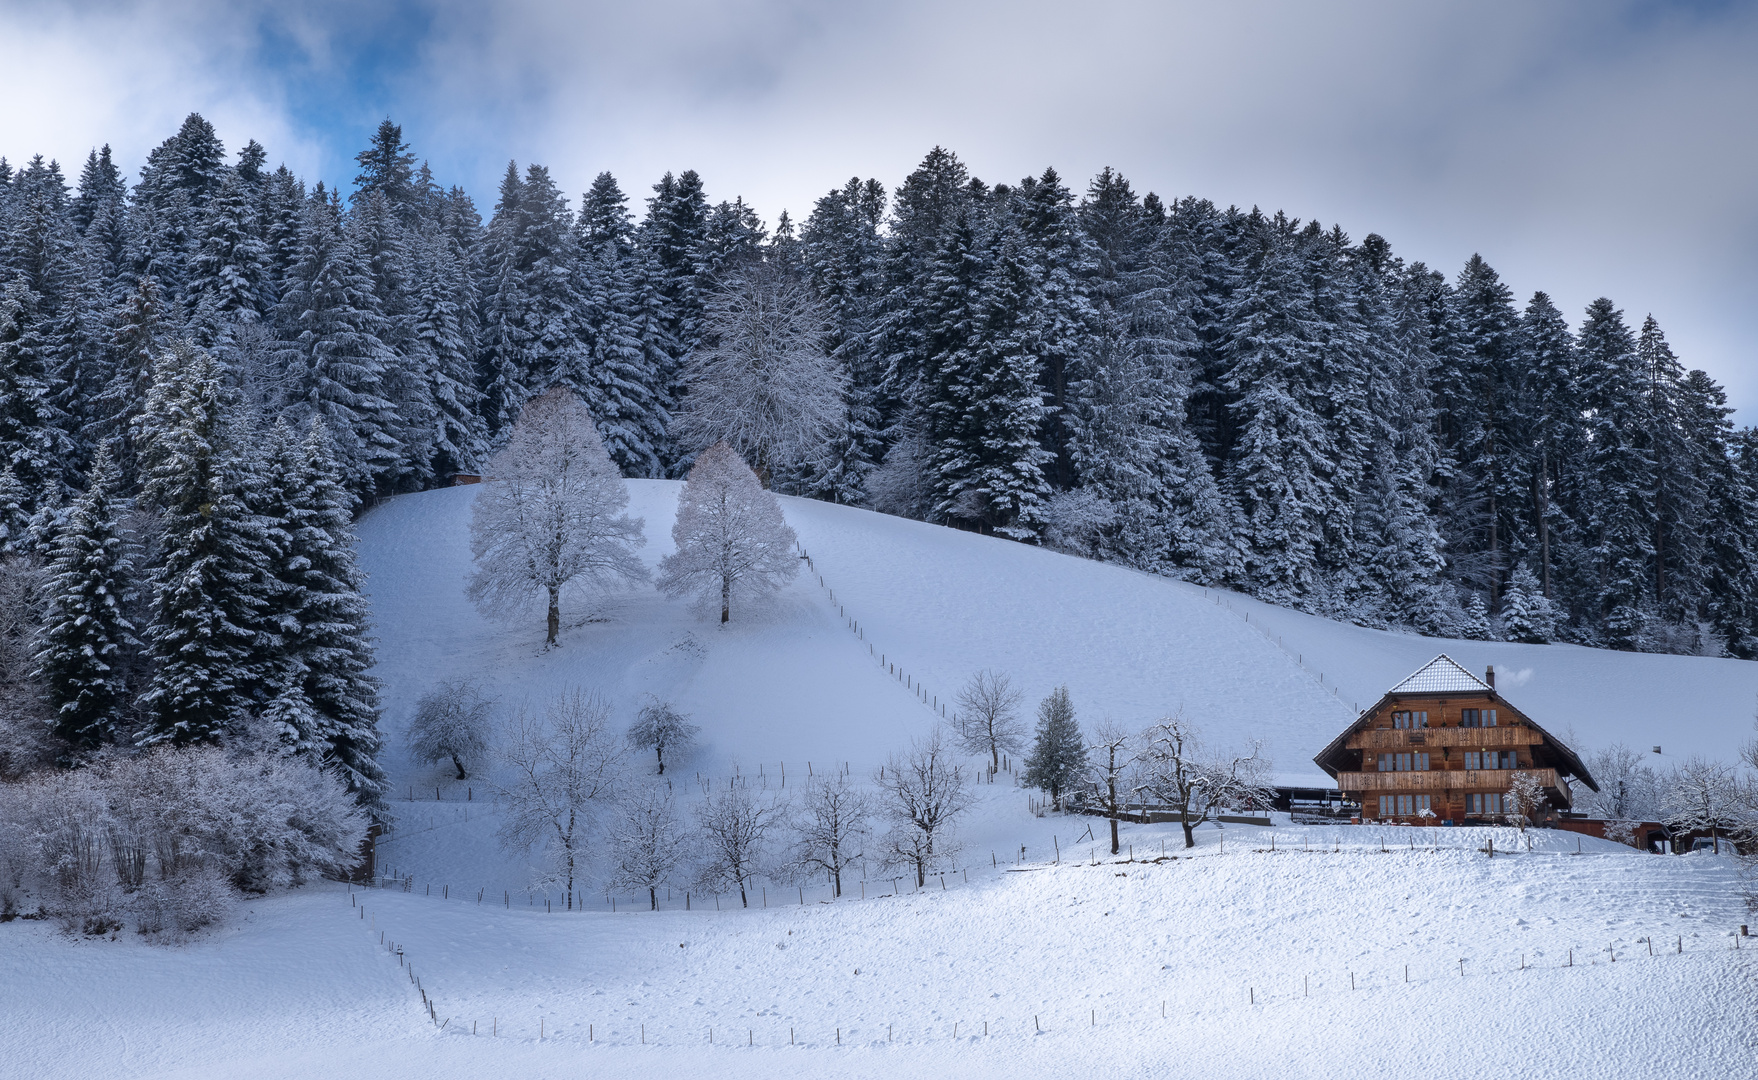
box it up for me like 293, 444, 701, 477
3, 831, 1749, 1080
358, 480, 1758, 791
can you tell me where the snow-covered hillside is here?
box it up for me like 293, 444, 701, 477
5, 481, 1753, 1080
360, 481, 1758, 791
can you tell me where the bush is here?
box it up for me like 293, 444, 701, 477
0, 745, 368, 938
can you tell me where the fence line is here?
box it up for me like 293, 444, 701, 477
343, 878, 1749, 1047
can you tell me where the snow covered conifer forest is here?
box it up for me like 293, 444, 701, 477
0, 117, 1753, 660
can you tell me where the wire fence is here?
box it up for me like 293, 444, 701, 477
342, 861, 1753, 1047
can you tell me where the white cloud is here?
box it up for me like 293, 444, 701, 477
3, 0, 1755, 413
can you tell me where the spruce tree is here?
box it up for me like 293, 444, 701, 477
1023, 685, 1085, 809
261, 421, 387, 804
1578, 298, 1655, 649
134, 343, 279, 745
35, 445, 138, 749
1498, 563, 1558, 644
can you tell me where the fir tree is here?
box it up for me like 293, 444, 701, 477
134, 343, 279, 745
1023, 685, 1085, 809
35, 445, 138, 749
260, 421, 387, 804
1498, 562, 1557, 644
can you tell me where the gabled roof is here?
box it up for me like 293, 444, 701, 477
1387, 654, 1489, 695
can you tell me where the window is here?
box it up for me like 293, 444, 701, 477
1464, 751, 1517, 770
1467, 793, 1506, 815
1377, 752, 1430, 772
1392, 710, 1428, 729
1380, 795, 1432, 817
1461, 708, 1498, 728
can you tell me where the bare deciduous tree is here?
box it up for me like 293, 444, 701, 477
609, 782, 687, 910
1663, 756, 1744, 854
1084, 721, 1134, 855
671, 267, 847, 486
793, 774, 871, 897
656, 443, 800, 624
627, 698, 699, 776
406, 679, 494, 780
953, 669, 1024, 774
1135, 716, 1273, 849
695, 783, 785, 908
1505, 771, 1548, 840
467, 388, 647, 647
495, 690, 623, 909
877, 730, 972, 888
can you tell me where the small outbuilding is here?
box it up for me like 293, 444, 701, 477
1311, 655, 1599, 824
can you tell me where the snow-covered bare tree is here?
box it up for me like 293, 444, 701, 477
1505, 771, 1548, 839
877, 729, 972, 887
1084, 721, 1134, 855
627, 698, 699, 775
609, 782, 687, 910
1135, 716, 1272, 849
1576, 743, 1663, 827
695, 783, 785, 908
792, 773, 871, 897
406, 679, 494, 780
671, 266, 847, 486
1662, 757, 1743, 854
953, 669, 1024, 774
467, 388, 648, 647
1023, 686, 1085, 810
495, 689, 623, 909
656, 443, 800, 623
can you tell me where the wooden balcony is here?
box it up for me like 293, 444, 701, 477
1347, 726, 1543, 751
1337, 768, 1561, 793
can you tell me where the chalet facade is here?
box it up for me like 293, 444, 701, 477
1312, 655, 1598, 824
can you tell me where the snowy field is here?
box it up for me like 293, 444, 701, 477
2, 825, 1749, 1079
3, 481, 1754, 1079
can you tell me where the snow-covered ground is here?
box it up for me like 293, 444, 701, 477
4, 481, 1754, 1079
2, 826, 1749, 1079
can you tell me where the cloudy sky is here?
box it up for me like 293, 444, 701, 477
3, 0, 1755, 413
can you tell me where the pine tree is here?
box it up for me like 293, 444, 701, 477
275, 187, 400, 491
575, 172, 665, 476
259, 421, 387, 803
1023, 685, 1085, 809
352, 119, 418, 214
0, 280, 74, 499
35, 445, 138, 749
0, 466, 30, 556
1498, 563, 1557, 644
1220, 230, 1335, 605
1458, 591, 1493, 640
134, 343, 280, 744
1578, 298, 1655, 649
187, 164, 270, 342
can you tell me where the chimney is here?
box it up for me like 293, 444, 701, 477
1485, 665, 1495, 689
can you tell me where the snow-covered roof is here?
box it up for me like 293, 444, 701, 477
1386, 654, 1490, 695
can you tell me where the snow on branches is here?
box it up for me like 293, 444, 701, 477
467, 388, 647, 647
657, 443, 800, 623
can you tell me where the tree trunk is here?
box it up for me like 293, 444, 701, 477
546, 585, 561, 646
739, 880, 748, 908
1180, 806, 1196, 849
649, 885, 657, 911
833, 864, 842, 897
721, 575, 731, 624
656, 746, 665, 775
1108, 774, 1120, 854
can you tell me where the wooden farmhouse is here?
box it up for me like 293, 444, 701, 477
1312, 655, 1599, 824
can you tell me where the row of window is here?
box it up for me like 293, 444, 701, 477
1379, 795, 1432, 816
1384, 708, 1498, 729
1375, 751, 1519, 771
1377, 752, 1431, 772
1464, 751, 1518, 770
1376, 793, 1517, 816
